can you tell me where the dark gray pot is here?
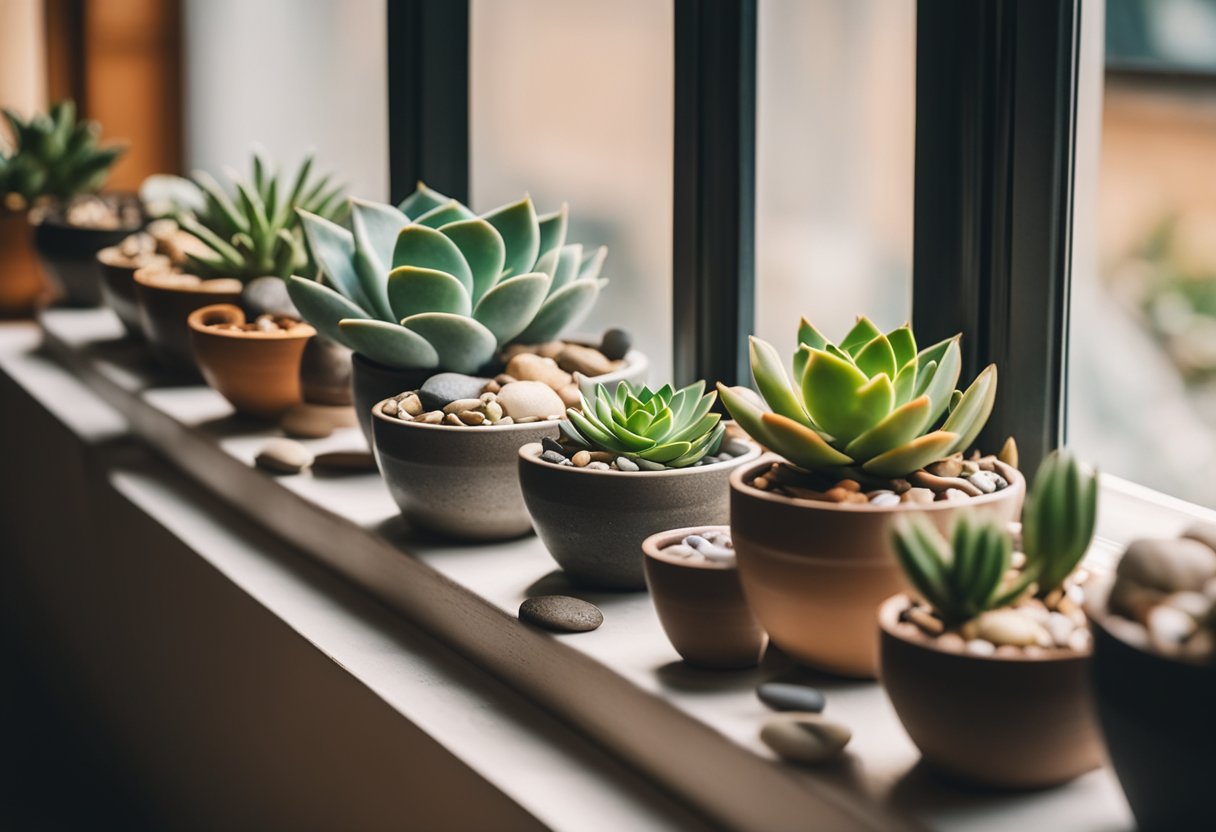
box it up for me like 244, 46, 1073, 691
373, 402, 561, 540
518, 440, 761, 591
33, 196, 143, 307
352, 353, 431, 446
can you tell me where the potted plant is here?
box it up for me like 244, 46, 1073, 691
719, 316, 1024, 677
135, 153, 344, 373
641, 525, 768, 669
879, 449, 1103, 789
519, 381, 761, 589
2, 100, 133, 309
287, 182, 647, 444
1087, 528, 1216, 828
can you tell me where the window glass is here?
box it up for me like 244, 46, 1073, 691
470, 0, 674, 381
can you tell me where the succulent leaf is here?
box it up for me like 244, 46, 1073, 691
439, 218, 506, 304
483, 195, 540, 279
800, 348, 871, 440
854, 334, 897, 380
1021, 449, 1098, 596
537, 204, 569, 259
862, 430, 958, 478
299, 210, 367, 306
472, 272, 551, 346
338, 319, 440, 368
388, 267, 472, 320
398, 182, 450, 218
760, 413, 854, 470
400, 312, 497, 374
0, 100, 123, 202
550, 243, 584, 292
941, 364, 998, 455
749, 337, 813, 428
414, 200, 476, 229
391, 225, 474, 292
513, 278, 604, 345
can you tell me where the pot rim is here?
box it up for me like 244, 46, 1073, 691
642, 525, 735, 570
731, 454, 1025, 513
32, 191, 144, 229
133, 267, 243, 294
519, 438, 762, 477
97, 247, 168, 270
879, 593, 1089, 664
373, 397, 563, 433
1087, 601, 1216, 671
187, 303, 315, 341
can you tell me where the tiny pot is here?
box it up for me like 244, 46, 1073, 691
188, 304, 316, 419
730, 456, 1024, 678
642, 525, 767, 669
1090, 610, 1216, 829
373, 403, 561, 540
879, 595, 1103, 789
134, 269, 243, 371
33, 198, 143, 306
520, 441, 762, 591
0, 211, 46, 317
97, 248, 170, 337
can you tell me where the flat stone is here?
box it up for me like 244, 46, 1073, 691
759, 714, 851, 765
419, 372, 492, 411
615, 456, 640, 472
497, 381, 565, 420
519, 595, 603, 633
974, 609, 1045, 647
634, 458, 666, 471
541, 437, 564, 455
255, 438, 313, 474
757, 682, 826, 714
556, 344, 614, 377
312, 450, 377, 472
600, 328, 632, 361
505, 353, 573, 390
280, 403, 357, 438
541, 450, 570, 465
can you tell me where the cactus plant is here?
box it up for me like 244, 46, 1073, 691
719, 316, 997, 480
560, 381, 724, 468
1021, 448, 1099, 597
165, 153, 345, 282
286, 182, 607, 375
0, 100, 124, 208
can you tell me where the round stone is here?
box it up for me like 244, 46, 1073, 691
759, 714, 851, 765
974, 609, 1045, 647
280, 403, 357, 438
241, 275, 299, 318
419, 372, 492, 410
312, 450, 377, 472
600, 328, 632, 361
869, 491, 901, 507
967, 470, 1001, 493
541, 450, 570, 466
255, 438, 313, 474
615, 456, 640, 472
556, 344, 615, 377
497, 381, 565, 420
757, 682, 826, 714
519, 595, 604, 633
505, 353, 574, 390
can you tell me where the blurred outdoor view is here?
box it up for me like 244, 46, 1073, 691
1070, 0, 1216, 506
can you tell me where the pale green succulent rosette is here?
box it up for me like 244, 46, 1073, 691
719, 315, 999, 480
286, 182, 608, 375
559, 381, 725, 469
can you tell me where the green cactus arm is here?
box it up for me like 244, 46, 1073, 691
941, 364, 998, 455
840, 316, 883, 355
473, 272, 552, 346
854, 333, 898, 380
399, 313, 497, 374
759, 412, 855, 471
861, 430, 959, 478
749, 336, 814, 428
439, 218, 507, 304
338, 318, 441, 369
482, 195, 540, 279
842, 395, 934, 462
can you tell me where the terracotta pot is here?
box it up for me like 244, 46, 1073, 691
642, 525, 767, 668
1090, 610, 1216, 829
879, 595, 1103, 788
33, 200, 143, 306
0, 210, 47, 317
373, 403, 561, 540
188, 304, 316, 419
520, 441, 762, 590
134, 269, 243, 371
97, 248, 170, 337
730, 456, 1025, 678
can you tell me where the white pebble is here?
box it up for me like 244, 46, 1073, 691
966, 639, 996, 656
664, 544, 699, 560
699, 544, 736, 563
1046, 612, 1075, 647
870, 492, 901, 507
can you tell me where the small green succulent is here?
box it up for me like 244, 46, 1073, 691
1021, 448, 1098, 597
560, 381, 725, 468
719, 316, 997, 480
286, 182, 607, 374
1, 100, 124, 206
167, 153, 345, 282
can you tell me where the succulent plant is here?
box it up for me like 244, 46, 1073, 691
1021, 449, 1099, 597
719, 316, 997, 480
165, 153, 345, 282
0, 100, 124, 207
560, 381, 724, 468
286, 182, 607, 374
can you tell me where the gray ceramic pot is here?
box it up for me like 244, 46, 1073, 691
353, 353, 432, 446
518, 440, 762, 590
373, 401, 561, 540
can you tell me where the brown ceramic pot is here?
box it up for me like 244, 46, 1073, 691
188, 304, 316, 419
33, 197, 143, 306
730, 456, 1025, 678
642, 526, 767, 669
879, 594, 1103, 789
0, 210, 47, 316
520, 441, 762, 591
134, 269, 243, 371
97, 248, 170, 337
373, 403, 561, 540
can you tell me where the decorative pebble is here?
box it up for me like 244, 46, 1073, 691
541, 450, 570, 465
542, 437, 564, 455
506, 353, 574, 390
722, 438, 752, 458
1165, 591, 1212, 620
935, 632, 966, 652
941, 488, 971, 502
869, 491, 901, 507
600, 328, 632, 361
419, 372, 492, 410
664, 544, 698, 559
926, 455, 964, 478
497, 381, 566, 421
443, 397, 485, 415
974, 609, 1045, 647
585, 461, 611, 470
901, 487, 935, 504
965, 639, 996, 656
635, 458, 666, 471
241, 275, 300, 318
907, 607, 944, 635
1148, 605, 1197, 651
1046, 612, 1076, 647
757, 682, 826, 714
281, 403, 357, 438
967, 470, 1001, 494
312, 450, 376, 472
556, 344, 615, 377
571, 450, 592, 467
519, 595, 604, 633
759, 714, 851, 765
255, 438, 313, 474
616, 456, 639, 472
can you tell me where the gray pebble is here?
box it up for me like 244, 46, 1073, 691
757, 682, 826, 713
255, 438, 313, 474
967, 470, 1000, 494
615, 456, 640, 472
585, 461, 611, 470
635, 458, 666, 471
599, 328, 632, 361
519, 595, 604, 633
541, 450, 570, 465
722, 438, 752, 458
419, 372, 491, 410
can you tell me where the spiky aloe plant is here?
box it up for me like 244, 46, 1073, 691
286, 183, 607, 374
560, 381, 724, 468
0, 100, 124, 207
167, 153, 345, 282
1021, 449, 1098, 597
719, 316, 997, 479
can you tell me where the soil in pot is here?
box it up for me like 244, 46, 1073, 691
32, 194, 144, 306
879, 592, 1103, 789
642, 525, 768, 668
0, 209, 47, 317
730, 454, 1025, 678
134, 267, 243, 372
97, 232, 170, 337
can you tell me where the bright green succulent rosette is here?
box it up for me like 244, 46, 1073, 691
286, 182, 608, 375
1, 100, 124, 208
719, 315, 998, 480
560, 381, 725, 468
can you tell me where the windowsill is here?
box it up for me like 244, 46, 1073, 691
37, 307, 1144, 831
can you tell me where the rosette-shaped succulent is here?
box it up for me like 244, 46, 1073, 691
719, 316, 997, 479
561, 381, 724, 468
1, 100, 124, 206
286, 183, 607, 374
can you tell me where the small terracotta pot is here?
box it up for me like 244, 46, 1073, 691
373, 403, 561, 540
97, 248, 170, 337
33, 199, 143, 306
1090, 610, 1216, 828
0, 211, 47, 317
134, 269, 243, 371
730, 456, 1024, 678
879, 595, 1103, 789
642, 525, 767, 668
188, 304, 316, 419
520, 441, 762, 591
